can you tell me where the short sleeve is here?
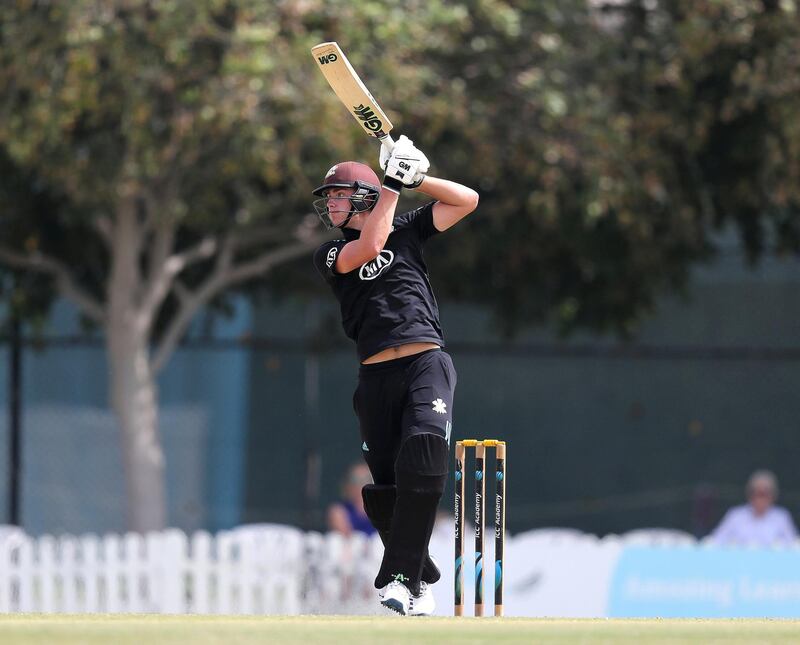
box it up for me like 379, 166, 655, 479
393, 201, 439, 241
313, 240, 347, 282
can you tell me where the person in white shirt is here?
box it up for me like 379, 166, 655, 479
709, 470, 798, 546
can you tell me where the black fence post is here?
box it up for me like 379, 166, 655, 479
8, 305, 22, 526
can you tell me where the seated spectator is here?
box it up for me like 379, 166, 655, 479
709, 470, 798, 546
327, 462, 376, 537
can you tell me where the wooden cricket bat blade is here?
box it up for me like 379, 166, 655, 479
311, 41, 394, 148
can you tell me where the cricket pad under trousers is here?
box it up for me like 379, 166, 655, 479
354, 348, 456, 595
362, 484, 441, 584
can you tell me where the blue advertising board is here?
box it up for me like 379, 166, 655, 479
608, 546, 800, 618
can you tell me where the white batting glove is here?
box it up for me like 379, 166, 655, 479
380, 135, 430, 191
392, 143, 429, 185
399, 147, 429, 189
379, 134, 415, 170
384, 154, 422, 187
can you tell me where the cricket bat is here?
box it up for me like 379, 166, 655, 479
311, 42, 395, 150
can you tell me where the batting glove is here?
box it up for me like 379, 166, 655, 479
383, 155, 421, 193
379, 134, 415, 170
381, 135, 430, 192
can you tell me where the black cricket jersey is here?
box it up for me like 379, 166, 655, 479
313, 201, 444, 362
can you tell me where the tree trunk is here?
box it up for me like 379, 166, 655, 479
107, 201, 167, 532
108, 327, 167, 532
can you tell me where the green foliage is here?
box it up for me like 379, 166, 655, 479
1, 0, 797, 337
412, 0, 800, 335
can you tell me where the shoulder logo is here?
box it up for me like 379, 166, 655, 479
359, 250, 394, 281
325, 246, 338, 268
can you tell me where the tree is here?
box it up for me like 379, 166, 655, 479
597, 0, 800, 259
380, 0, 800, 335
3, 0, 798, 530
0, 1, 335, 531
0, 0, 471, 531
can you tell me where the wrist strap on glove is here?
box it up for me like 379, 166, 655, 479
382, 175, 404, 194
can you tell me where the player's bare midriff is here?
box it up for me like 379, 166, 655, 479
361, 342, 441, 365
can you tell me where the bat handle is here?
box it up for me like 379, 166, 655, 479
379, 134, 395, 151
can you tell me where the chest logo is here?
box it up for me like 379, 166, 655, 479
359, 250, 394, 281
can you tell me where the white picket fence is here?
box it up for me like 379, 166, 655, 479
0, 524, 384, 615
2, 523, 728, 616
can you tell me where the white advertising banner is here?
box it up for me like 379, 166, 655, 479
428, 528, 800, 618
428, 529, 623, 617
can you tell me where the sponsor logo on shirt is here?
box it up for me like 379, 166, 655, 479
359, 250, 394, 281
325, 247, 338, 268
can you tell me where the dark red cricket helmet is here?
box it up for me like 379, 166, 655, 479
312, 162, 381, 229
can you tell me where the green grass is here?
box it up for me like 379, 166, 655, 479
1, 615, 799, 644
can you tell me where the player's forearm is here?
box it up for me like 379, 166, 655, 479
414, 176, 479, 208
359, 188, 399, 254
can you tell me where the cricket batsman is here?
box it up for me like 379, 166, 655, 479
311, 136, 479, 615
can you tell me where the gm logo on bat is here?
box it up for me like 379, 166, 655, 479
318, 53, 338, 64
352, 104, 383, 132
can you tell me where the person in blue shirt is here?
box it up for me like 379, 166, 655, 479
327, 462, 377, 537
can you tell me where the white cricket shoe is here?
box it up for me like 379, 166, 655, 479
408, 582, 435, 616
381, 580, 412, 615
